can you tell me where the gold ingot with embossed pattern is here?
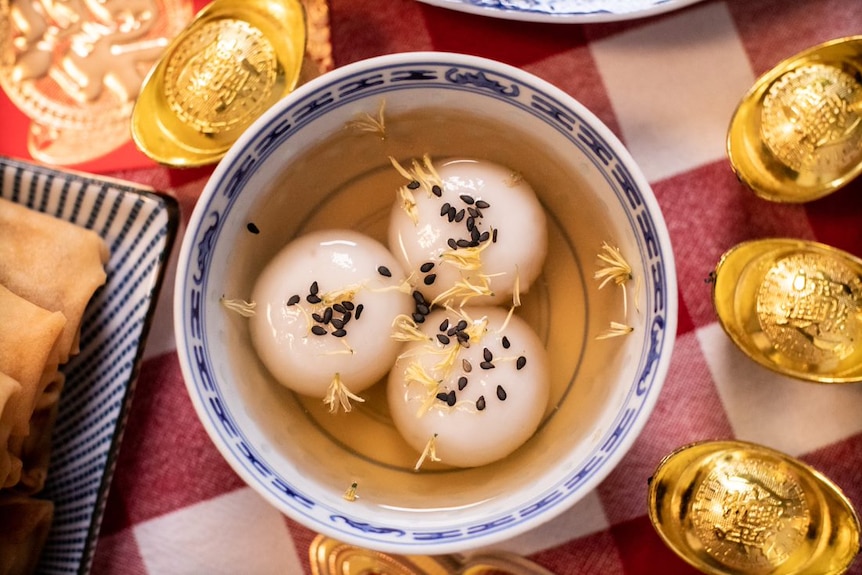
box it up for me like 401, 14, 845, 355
712, 238, 862, 383
648, 440, 860, 575
131, 0, 307, 166
308, 534, 557, 575
727, 36, 862, 203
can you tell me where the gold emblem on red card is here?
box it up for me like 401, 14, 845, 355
0, 0, 193, 165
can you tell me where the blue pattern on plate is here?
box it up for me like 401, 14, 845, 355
178, 55, 676, 552
0, 157, 178, 574
417, 0, 702, 22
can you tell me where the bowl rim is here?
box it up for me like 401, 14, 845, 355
173, 50, 678, 554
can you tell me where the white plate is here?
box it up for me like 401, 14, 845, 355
417, 0, 705, 23
0, 157, 179, 574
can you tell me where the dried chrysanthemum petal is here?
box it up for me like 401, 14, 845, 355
345, 99, 386, 137
343, 482, 359, 501
596, 321, 634, 340
323, 373, 365, 413
431, 276, 494, 308
392, 314, 431, 342
414, 433, 441, 471
595, 242, 633, 288
404, 361, 441, 416
595, 242, 635, 315
389, 155, 443, 196
220, 297, 256, 317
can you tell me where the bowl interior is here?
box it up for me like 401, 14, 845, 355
177, 54, 676, 553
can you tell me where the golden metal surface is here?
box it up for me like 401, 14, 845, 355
648, 440, 861, 575
712, 238, 862, 383
0, 0, 193, 165
131, 0, 312, 167
308, 535, 558, 575
727, 36, 862, 203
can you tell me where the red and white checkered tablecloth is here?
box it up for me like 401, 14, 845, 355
32, 0, 862, 572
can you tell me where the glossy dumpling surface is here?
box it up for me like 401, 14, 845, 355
387, 306, 550, 468
388, 158, 547, 307
249, 229, 413, 401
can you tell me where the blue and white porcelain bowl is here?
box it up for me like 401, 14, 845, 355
174, 52, 677, 555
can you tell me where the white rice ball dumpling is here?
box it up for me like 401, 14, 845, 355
388, 306, 550, 468
248, 229, 413, 412
388, 157, 547, 308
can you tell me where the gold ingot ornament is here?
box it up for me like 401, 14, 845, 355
648, 440, 860, 575
712, 238, 862, 383
0, 0, 193, 166
308, 534, 556, 575
131, 0, 307, 167
727, 36, 862, 203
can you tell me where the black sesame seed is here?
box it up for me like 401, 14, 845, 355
416, 303, 430, 315
483, 347, 493, 362
412, 290, 426, 304
431, 185, 442, 197
332, 328, 347, 338
471, 228, 480, 242
420, 262, 435, 273
331, 318, 345, 329
447, 238, 458, 250
423, 274, 437, 286
436, 392, 449, 403
475, 200, 490, 209
311, 325, 327, 336
439, 318, 449, 331
456, 330, 470, 343
454, 209, 465, 222
476, 396, 486, 411
286, 294, 301, 306
468, 207, 480, 218
306, 294, 321, 304
446, 390, 457, 406
517, 356, 527, 370
247, 222, 260, 234
377, 265, 392, 277
466, 217, 475, 232
492, 228, 498, 243
480, 361, 495, 370
479, 231, 490, 242
342, 301, 355, 310
440, 203, 451, 217
462, 359, 472, 372
323, 307, 333, 323
456, 320, 468, 331
333, 303, 346, 314
309, 281, 319, 295
355, 304, 364, 319
496, 385, 507, 401
458, 376, 468, 390
437, 334, 450, 345
502, 336, 511, 349
312, 312, 325, 323
407, 180, 420, 189
456, 239, 471, 248
412, 312, 426, 323
342, 311, 352, 324
447, 326, 458, 336
447, 206, 457, 221
459, 194, 475, 205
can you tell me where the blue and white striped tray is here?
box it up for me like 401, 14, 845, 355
0, 157, 179, 574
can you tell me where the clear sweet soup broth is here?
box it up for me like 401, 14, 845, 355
224, 105, 633, 511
